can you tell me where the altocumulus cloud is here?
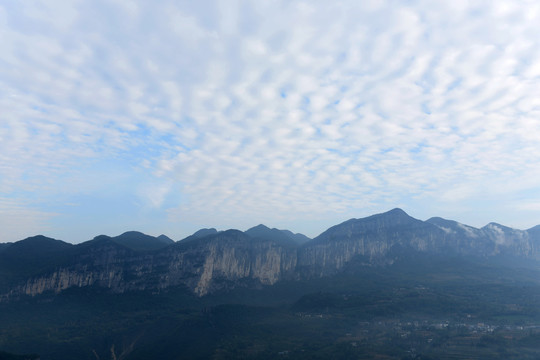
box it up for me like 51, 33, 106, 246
1, 0, 540, 242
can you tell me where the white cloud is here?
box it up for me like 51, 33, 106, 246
1, 0, 540, 241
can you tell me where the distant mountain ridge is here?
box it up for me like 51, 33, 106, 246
180, 228, 219, 242
245, 224, 310, 245
106, 231, 174, 251
1, 209, 540, 300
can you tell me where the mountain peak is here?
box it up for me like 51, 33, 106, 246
22, 234, 55, 241
313, 208, 424, 244
181, 228, 219, 242
380, 208, 411, 218
107, 231, 174, 251
482, 222, 511, 231
118, 231, 146, 237
246, 224, 271, 232
0, 235, 72, 259
245, 224, 309, 245
157, 234, 174, 244
92, 234, 112, 242
17, 235, 72, 248
387, 207, 408, 215
365, 208, 417, 225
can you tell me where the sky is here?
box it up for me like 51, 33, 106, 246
1, 0, 540, 243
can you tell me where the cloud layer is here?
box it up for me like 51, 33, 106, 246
1, 0, 540, 242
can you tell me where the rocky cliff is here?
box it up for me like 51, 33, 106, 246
0, 230, 299, 300
1, 209, 540, 301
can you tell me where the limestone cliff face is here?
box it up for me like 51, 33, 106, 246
2, 209, 540, 301
428, 219, 540, 260
1, 230, 298, 300
481, 223, 537, 257
298, 238, 390, 277
3, 240, 146, 299
18, 268, 124, 296
298, 209, 540, 276
166, 231, 298, 295
297, 209, 447, 275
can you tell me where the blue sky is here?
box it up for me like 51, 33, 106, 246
2, 0, 540, 243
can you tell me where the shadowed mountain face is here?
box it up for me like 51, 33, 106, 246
1, 209, 540, 301
297, 209, 453, 276
157, 234, 174, 243
180, 228, 219, 242
0, 236, 74, 290
0, 243, 13, 253
0, 235, 72, 266
3, 210, 540, 360
107, 231, 174, 251
245, 224, 311, 246
426, 218, 540, 257
311, 208, 441, 247
315, 208, 424, 240
1, 235, 73, 258
528, 224, 540, 243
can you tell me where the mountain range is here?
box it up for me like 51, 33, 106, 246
1, 208, 540, 300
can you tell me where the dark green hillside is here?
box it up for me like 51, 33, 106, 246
2, 254, 540, 360
0, 236, 73, 288
106, 231, 173, 251
3, 210, 540, 359
175, 229, 261, 250
157, 234, 174, 243
0, 235, 72, 258
0, 243, 12, 253
246, 224, 310, 245
180, 228, 219, 242
0, 351, 39, 360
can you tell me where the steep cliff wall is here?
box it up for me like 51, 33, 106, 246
2, 209, 540, 302
0, 231, 299, 300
